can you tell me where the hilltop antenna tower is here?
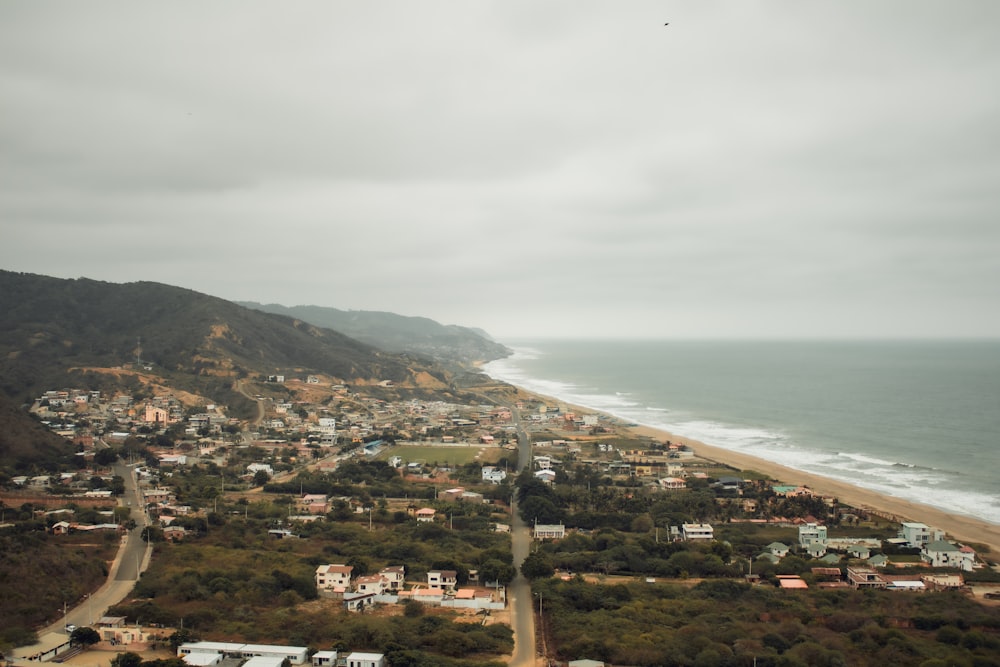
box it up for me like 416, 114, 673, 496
136, 337, 142, 367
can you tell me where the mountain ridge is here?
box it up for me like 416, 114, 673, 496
239, 301, 511, 365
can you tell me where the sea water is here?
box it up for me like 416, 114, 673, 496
483, 340, 1000, 525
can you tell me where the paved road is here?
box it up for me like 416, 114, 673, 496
12, 461, 152, 661
507, 405, 538, 667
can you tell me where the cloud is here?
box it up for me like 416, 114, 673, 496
2, 1, 999, 339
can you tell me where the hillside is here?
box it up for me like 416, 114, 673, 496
0, 393, 73, 473
240, 302, 511, 365
0, 271, 459, 409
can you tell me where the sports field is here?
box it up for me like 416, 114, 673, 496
377, 443, 504, 466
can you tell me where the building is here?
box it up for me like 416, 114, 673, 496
379, 565, 406, 592
343, 653, 385, 667
427, 570, 457, 589
315, 564, 353, 591
311, 651, 338, 667
681, 523, 714, 541
899, 522, 945, 549
798, 522, 828, 548
847, 567, 888, 589
533, 522, 566, 540
178, 643, 308, 665
481, 466, 507, 484
922, 540, 976, 571
415, 508, 436, 523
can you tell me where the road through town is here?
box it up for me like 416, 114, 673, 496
507, 405, 539, 667
12, 460, 151, 663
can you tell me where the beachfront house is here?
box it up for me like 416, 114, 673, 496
899, 522, 945, 549
922, 540, 977, 571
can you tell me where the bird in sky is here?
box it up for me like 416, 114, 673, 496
664, 22, 669, 25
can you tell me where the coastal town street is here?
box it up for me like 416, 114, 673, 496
11, 460, 151, 664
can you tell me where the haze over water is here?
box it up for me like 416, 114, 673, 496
484, 340, 1000, 525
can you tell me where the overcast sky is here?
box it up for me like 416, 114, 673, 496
2, 2, 999, 341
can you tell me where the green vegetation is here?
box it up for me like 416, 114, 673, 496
0, 530, 118, 648
104, 491, 513, 663
378, 445, 502, 467
534, 577, 1000, 666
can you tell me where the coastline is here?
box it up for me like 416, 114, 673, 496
502, 383, 1000, 558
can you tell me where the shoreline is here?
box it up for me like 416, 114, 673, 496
500, 382, 1000, 559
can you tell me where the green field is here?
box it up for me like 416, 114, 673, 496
377, 443, 502, 466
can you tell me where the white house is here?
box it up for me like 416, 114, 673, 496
311, 651, 338, 667
922, 541, 976, 571
681, 523, 714, 541
246, 463, 274, 478
427, 570, 457, 589
534, 469, 557, 484
481, 466, 507, 484
533, 522, 566, 540
344, 653, 385, 667
315, 564, 353, 591
355, 575, 386, 595
379, 565, 405, 592
899, 522, 945, 549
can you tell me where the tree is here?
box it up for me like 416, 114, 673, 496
94, 448, 118, 466
70, 626, 100, 647
111, 652, 143, 667
520, 551, 554, 580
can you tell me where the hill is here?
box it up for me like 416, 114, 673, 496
240, 302, 511, 365
0, 271, 463, 410
0, 393, 72, 473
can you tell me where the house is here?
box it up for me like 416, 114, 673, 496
355, 575, 386, 596
533, 522, 566, 540
343, 652, 385, 667
798, 523, 828, 548
343, 592, 378, 612
847, 567, 888, 589
657, 477, 687, 490
481, 466, 507, 484
177, 643, 307, 665
246, 463, 273, 478
899, 522, 945, 549
427, 570, 458, 589
777, 575, 809, 590
805, 542, 827, 558
847, 545, 871, 560
315, 564, 353, 591
415, 508, 436, 523
765, 542, 790, 558
681, 523, 714, 541
867, 554, 890, 569
379, 565, 405, 592
311, 651, 338, 667
534, 469, 557, 483
922, 540, 976, 571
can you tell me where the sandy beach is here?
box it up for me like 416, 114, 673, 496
628, 423, 1000, 557
509, 385, 1000, 559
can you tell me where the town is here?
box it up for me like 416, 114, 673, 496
3, 372, 999, 667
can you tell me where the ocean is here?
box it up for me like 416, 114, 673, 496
483, 339, 1000, 525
